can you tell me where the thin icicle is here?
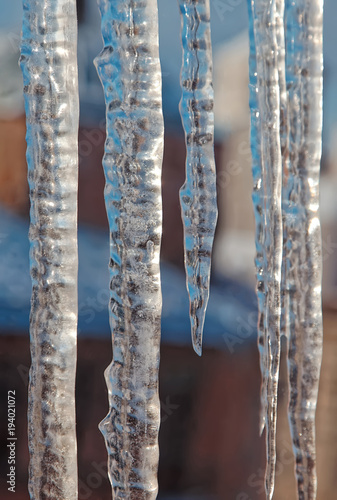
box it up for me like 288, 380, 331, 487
275, 0, 290, 346
20, 1, 79, 499
251, 0, 283, 497
94, 0, 164, 498
178, 0, 218, 356
247, 0, 268, 436
285, 1, 324, 498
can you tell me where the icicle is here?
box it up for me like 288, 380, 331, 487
275, 0, 290, 348
247, 0, 268, 436
250, 1, 283, 498
284, 1, 324, 498
20, 1, 79, 499
94, 0, 164, 498
178, 0, 218, 356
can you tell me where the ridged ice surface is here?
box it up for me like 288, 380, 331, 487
284, 1, 323, 498
20, 1, 79, 499
249, 1, 283, 498
178, 0, 218, 356
276, 0, 290, 348
95, 1, 164, 498
247, 0, 267, 436
249, 0, 324, 498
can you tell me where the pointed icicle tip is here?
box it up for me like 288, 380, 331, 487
190, 300, 207, 356
192, 334, 203, 357
265, 478, 274, 500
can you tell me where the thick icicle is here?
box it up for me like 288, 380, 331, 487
284, 1, 324, 498
247, 0, 268, 436
250, 1, 283, 497
20, 1, 79, 499
178, 0, 218, 355
95, 0, 164, 498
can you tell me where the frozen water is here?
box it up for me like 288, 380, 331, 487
248, 0, 324, 498
247, 0, 267, 436
20, 0, 79, 498
284, 0, 324, 498
249, 0, 284, 497
95, 0, 164, 497
19, 0, 324, 497
178, 0, 218, 356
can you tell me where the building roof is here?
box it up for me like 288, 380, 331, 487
0, 207, 257, 351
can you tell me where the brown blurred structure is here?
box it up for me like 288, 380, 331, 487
0, 334, 264, 500
1, 43, 337, 498
1, 308, 337, 499
0, 116, 28, 214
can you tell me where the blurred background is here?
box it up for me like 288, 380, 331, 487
1, 0, 337, 499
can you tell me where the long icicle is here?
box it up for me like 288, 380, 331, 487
20, 1, 79, 498
247, 0, 268, 436
275, 0, 290, 348
95, 0, 164, 497
178, 0, 218, 356
285, 1, 324, 497
251, 1, 283, 497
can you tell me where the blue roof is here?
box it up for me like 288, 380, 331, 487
0, 207, 257, 352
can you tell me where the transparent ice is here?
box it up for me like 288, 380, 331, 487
284, 1, 323, 498
247, 0, 267, 436
19, 0, 324, 497
20, 1, 79, 499
249, 0, 283, 497
95, 0, 164, 498
178, 0, 218, 356
248, 0, 324, 498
